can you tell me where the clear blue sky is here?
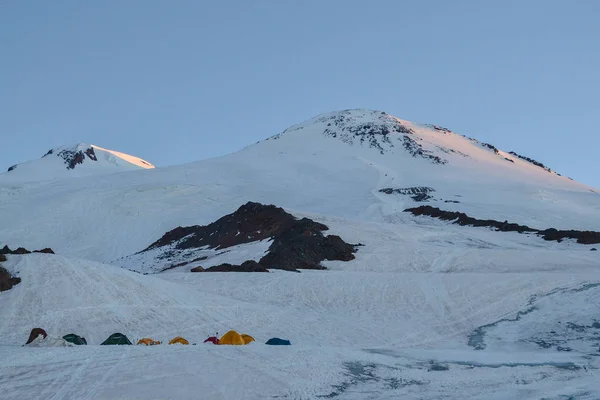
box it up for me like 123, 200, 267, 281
2, 0, 599, 187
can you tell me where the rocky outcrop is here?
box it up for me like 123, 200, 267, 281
481, 142, 499, 155
0, 246, 53, 292
202, 260, 269, 273
379, 187, 435, 202
0, 266, 21, 292
145, 202, 359, 272
160, 256, 208, 272
539, 229, 600, 245
508, 151, 554, 173
405, 206, 600, 245
399, 135, 447, 165
0, 246, 55, 255
57, 147, 98, 170
425, 124, 453, 134
271, 110, 448, 164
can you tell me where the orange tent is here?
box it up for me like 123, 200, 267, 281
219, 330, 245, 345
241, 334, 255, 344
168, 336, 189, 345
137, 338, 161, 346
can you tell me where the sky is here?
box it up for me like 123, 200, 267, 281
1, 0, 599, 188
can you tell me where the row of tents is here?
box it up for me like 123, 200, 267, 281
25, 328, 291, 347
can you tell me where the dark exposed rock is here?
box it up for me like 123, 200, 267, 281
425, 124, 453, 134
146, 202, 297, 251
0, 254, 5, 262
7, 247, 29, 255
508, 151, 554, 173
399, 135, 447, 164
592, 248, 597, 251
190, 266, 205, 272
481, 142, 499, 155
406, 206, 536, 233
271, 110, 447, 164
34, 248, 55, 254
203, 260, 269, 273
405, 206, 600, 245
0, 245, 55, 255
85, 148, 97, 161
7, 164, 17, 172
57, 147, 98, 170
444, 200, 460, 204
0, 266, 21, 292
539, 229, 600, 245
504, 157, 514, 163
161, 256, 208, 272
144, 202, 358, 272
379, 187, 435, 202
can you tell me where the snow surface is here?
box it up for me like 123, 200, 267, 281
1, 109, 599, 398
0, 143, 154, 184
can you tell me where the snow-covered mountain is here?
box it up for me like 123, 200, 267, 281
1, 143, 154, 183
1, 109, 599, 399
1, 109, 597, 262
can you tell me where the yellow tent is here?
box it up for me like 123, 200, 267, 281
219, 330, 245, 345
168, 336, 189, 345
137, 338, 161, 346
241, 334, 255, 344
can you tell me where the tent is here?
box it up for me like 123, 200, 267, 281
63, 333, 87, 345
27, 335, 73, 347
137, 338, 161, 346
26, 328, 47, 345
219, 330, 245, 345
204, 336, 219, 345
168, 336, 189, 345
265, 338, 291, 346
101, 333, 132, 345
241, 334, 255, 344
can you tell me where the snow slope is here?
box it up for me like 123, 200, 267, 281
1, 109, 599, 399
0, 246, 598, 399
0, 143, 154, 183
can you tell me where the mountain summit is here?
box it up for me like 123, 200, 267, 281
2, 143, 154, 183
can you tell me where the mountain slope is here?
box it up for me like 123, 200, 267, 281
1, 248, 598, 399
1, 109, 600, 399
1, 143, 154, 183
1, 109, 597, 263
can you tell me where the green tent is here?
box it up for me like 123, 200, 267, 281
100, 333, 132, 345
63, 333, 87, 345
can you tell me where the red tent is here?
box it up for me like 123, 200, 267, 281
203, 336, 219, 345
26, 328, 47, 344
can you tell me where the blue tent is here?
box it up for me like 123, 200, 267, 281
265, 338, 291, 345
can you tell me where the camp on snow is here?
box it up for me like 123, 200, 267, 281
265, 338, 291, 345
25, 328, 47, 345
241, 334, 255, 344
63, 333, 87, 345
22, 328, 289, 347
204, 336, 219, 344
219, 330, 245, 345
137, 338, 161, 346
101, 333, 132, 345
168, 336, 189, 345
